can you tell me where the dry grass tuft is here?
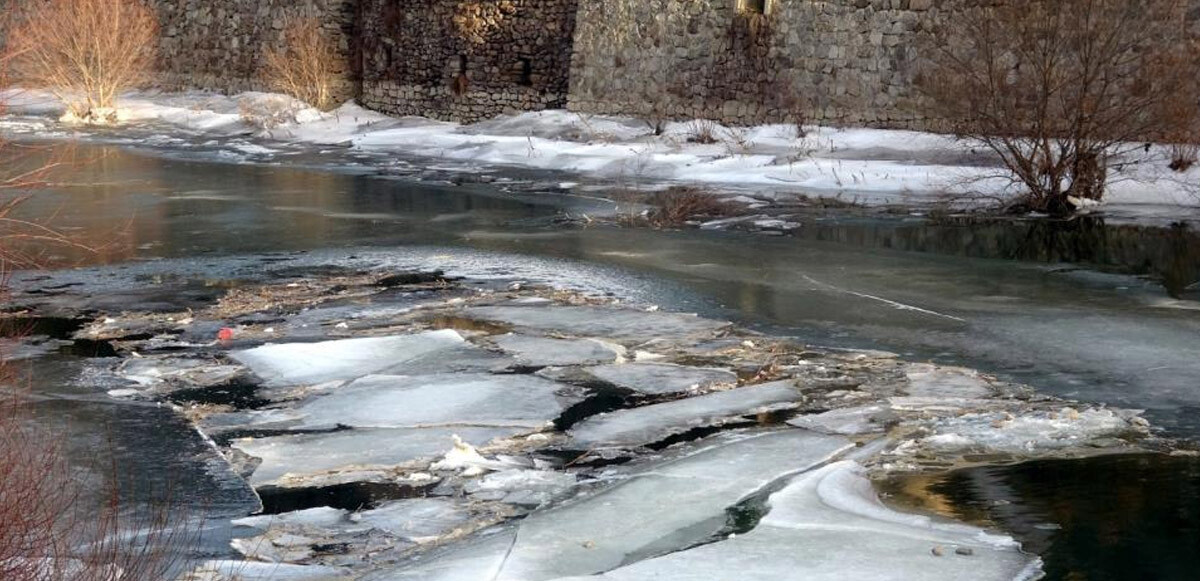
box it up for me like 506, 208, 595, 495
646, 187, 741, 228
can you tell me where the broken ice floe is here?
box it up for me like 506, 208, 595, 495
553, 461, 1041, 581
583, 362, 737, 395
462, 305, 730, 340
181, 561, 351, 581
351, 498, 476, 544
230, 330, 487, 386
233, 426, 523, 487
69, 272, 1158, 581
568, 380, 803, 448
916, 407, 1148, 455
490, 334, 626, 367
787, 404, 894, 435
280, 373, 581, 430
369, 430, 854, 581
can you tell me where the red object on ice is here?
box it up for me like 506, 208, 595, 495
217, 328, 235, 342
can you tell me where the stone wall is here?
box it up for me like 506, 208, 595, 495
150, 0, 360, 101
358, 0, 578, 122
567, 0, 956, 128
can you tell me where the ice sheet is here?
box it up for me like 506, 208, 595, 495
569, 380, 803, 447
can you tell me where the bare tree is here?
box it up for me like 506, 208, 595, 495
5, 0, 159, 122
263, 17, 342, 111
920, 0, 1198, 214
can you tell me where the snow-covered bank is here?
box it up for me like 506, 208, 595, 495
3, 89, 1198, 217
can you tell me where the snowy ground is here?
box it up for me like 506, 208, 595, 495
2, 89, 1198, 218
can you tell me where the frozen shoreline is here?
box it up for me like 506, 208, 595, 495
2, 89, 1198, 221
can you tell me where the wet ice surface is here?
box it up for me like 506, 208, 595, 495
568, 380, 804, 448
232, 426, 524, 488
462, 305, 731, 339
559, 461, 1040, 581
229, 331, 489, 386
583, 362, 737, 395
284, 373, 580, 430
490, 334, 626, 367
24, 265, 1163, 580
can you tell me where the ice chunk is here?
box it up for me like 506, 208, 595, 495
352, 498, 475, 544
787, 404, 893, 435
369, 431, 852, 580
233, 426, 524, 488
492, 334, 626, 367
234, 507, 351, 533
557, 461, 1040, 581
918, 408, 1144, 454
905, 363, 994, 399
585, 362, 737, 395
287, 374, 580, 430
462, 305, 729, 340
181, 561, 351, 580
230, 330, 473, 386
569, 380, 803, 447
363, 529, 519, 581
464, 469, 578, 507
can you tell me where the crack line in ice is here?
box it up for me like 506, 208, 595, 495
801, 274, 967, 323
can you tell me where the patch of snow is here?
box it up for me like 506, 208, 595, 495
5, 88, 1199, 218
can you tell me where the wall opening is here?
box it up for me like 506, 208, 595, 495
738, 0, 768, 14
517, 57, 533, 86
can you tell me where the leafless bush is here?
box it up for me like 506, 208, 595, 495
263, 17, 340, 111
720, 126, 755, 155
1159, 43, 1200, 172
920, 0, 1198, 214
5, 0, 158, 121
685, 120, 720, 145
646, 187, 740, 227
0, 66, 199, 580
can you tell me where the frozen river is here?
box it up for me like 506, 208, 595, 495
6, 142, 1200, 579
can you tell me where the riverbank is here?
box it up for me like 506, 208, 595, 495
7, 255, 1175, 580
2, 89, 1198, 225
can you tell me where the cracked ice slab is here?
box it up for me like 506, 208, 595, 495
285, 373, 581, 430
369, 430, 853, 581
351, 498, 476, 544
585, 362, 738, 395
569, 380, 803, 448
553, 461, 1041, 581
233, 426, 523, 488
461, 305, 730, 340
230, 330, 495, 386
491, 334, 626, 367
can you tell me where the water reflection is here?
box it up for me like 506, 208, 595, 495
6, 145, 559, 266
797, 215, 1200, 299
884, 455, 1200, 581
